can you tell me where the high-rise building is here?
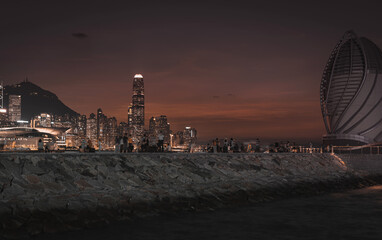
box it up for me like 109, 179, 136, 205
0, 82, 4, 109
131, 74, 144, 138
8, 95, 21, 122
118, 122, 128, 137
0, 83, 7, 123
183, 126, 197, 144
148, 115, 171, 144
77, 115, 87, 139
86, 113, 97, 146
31, 113, 52, 127
0, 108, 7, 123
127, 103, 133, 136
105, 117, 117, 148
320, 31, 382, 146
96, 108, 106, 141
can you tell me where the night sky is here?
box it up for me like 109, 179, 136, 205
1, 0, 382, 143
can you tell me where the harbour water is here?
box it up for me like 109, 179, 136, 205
37, 185, 382, 240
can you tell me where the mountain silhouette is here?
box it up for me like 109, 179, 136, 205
3, 80, 79, 121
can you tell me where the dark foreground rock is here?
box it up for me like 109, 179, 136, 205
0, 153, 381, 239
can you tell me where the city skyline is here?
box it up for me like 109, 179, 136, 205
2, 1, 382, 143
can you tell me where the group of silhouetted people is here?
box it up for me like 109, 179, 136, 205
115, 134, 134, 153
206, 138, 245, 153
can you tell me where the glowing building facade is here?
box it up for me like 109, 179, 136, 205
131, 74, 144, 138
8, 95, 21, 122
86, 113, 97, 146
320, 31, 382, 146
149, 115, 171, 144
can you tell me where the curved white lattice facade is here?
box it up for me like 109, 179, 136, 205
321, 31, 382, 145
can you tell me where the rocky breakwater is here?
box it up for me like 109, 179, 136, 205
0, 153, 380, 238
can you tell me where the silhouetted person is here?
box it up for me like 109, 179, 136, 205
216, 138, 221, 152
119, 137, 124, 153
128, 135, 133, 152
145, 137, 150, 152
223, 138, 228, 153
87, 139, 94, 152
115, 136, 120, 153
158, 131, 164, 152
38, 139, 44, 152
123, 134, 128, 153
80, 139, 86, 153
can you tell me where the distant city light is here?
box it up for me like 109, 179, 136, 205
0, 109, 7, 113
17, 120, 29, 123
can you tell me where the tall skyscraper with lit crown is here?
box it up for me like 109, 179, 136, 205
132, 74, 145, 137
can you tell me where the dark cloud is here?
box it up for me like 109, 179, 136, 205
72, 33, 88, 39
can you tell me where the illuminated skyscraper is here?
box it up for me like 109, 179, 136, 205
127, 103, 133, 136
96, 108, 104, 141
149, 115, 171, 144
105, 117, 117, 148
8, 95, 21, 122
86, 113, 97, 145
118, 121, 128, 137
0, 82, 7, 122
183, 126, 197, 144
132, 74, 144, 137
77, 115, 87, 139
0, 82, 3, 109
320, 31, 382, 145
31, 113, 52, 127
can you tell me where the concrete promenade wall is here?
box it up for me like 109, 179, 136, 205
0, 153, 381, 238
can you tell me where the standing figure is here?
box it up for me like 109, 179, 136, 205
157, 131, 164, 152
128, 135, 134, 152
123, 134, 128, 153
80, 139, 86, 153
212, 139, 217, 153
115, 136, 120, 153
38, 139, 44, 152
223, 138, 228, 153
119, 137, 124, 153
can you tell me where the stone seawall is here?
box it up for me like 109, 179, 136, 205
0, 153, 381, 238
338, 154, 382, 174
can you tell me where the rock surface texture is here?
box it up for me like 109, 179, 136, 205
0, 153, 381, 238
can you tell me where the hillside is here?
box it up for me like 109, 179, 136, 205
3, 80, 79, 121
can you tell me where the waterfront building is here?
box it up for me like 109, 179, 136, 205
118, 122, 128, 137
127, 104, 133, 136
77, 115, 87, 139
31, 113, 52, 128
86, 113, 97, 146
0, 109, 7, 123
0, 127, 61, 150
96, 108, 106, 143
131, 74, 144, 138
320, 31, 382, 146
173, 131, 184, 146
0, 82, 6, 122
8, 95, 21, 122
148, 115, 171, 144
183, 126, 197, 144
105, 117, 117, 149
